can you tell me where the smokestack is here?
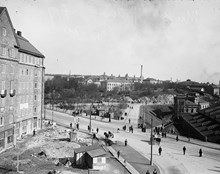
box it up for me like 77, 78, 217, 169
140, 65, 143, 83
141, 65, 143, 77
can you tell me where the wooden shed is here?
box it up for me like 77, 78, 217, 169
74, 143, 106, 170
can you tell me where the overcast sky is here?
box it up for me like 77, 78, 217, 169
1, 0, 220, 84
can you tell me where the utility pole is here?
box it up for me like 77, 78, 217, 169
89, 102, 93, 133
150, 112, 153, 165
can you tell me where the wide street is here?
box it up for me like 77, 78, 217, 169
46, 103, 220, 174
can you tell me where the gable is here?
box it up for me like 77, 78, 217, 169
0, 7, 18, 48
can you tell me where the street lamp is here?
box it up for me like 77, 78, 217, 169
89, 101, 93, 133
150, 112, 153, 165
149, 111, 155, 166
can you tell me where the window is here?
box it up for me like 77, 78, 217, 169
10, 80, 14, 90
97, 157, 102, 163
1, 64, 6, 73
1, 81, 5, 90
0, 117, 4, 126
10, 65, 14, 74
34, 82, 37, 88
25, 55, 28, 63
34, 95, 37, 101
34, 107, 37, 113
34, 70, 38, 76
2, 28, 6, 36
9, 48, 15, 58
2, 47, 6, 56
26, 69, 29, 75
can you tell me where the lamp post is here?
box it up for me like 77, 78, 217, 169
150, 112, 153, 165
149, 111, 155, 166
89, 101, 93, 133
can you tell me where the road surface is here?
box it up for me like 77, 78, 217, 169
46, 104, 220, 174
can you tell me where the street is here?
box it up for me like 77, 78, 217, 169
46, 104, 220, 174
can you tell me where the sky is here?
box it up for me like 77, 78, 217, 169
1, 0, 220, 84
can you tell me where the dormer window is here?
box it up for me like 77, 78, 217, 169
2, 28, 6, 36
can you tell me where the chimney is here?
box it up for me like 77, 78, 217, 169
140, 65, 143, 83
17, 31, 22, 36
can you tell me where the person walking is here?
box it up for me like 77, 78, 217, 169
117, 150, 120, 158
76, 123, 79, 130
129, 118, 131, 124
176, 135, 179, 141
96, 128, 99, 134
153, 169, 157, 174
70, 123, 72, 128
158, 146, 162, 156
183, 146, 186, 155
146, 170, 150, 174
125, 139, 127, 146
199, 148, 203, 157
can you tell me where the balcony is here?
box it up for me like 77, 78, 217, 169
9, 89, 16, 97
0, 90, 7, 98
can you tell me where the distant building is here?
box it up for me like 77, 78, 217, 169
174, 94, 200, 119
101, 79, 133, 91
143, 78, 163, 84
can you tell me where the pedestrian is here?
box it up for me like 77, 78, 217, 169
146, 170, 150, 174
33, 129, 36, 136
183, 146, 186, 155
129, 118, 131, 124
158, 146, 162, 156
88, 125, 90, 131
131, 126, 133, 133
199, 148, 203, 157
76, 123, 79, 130
153, 169, 157, 174
176, 135, 179, 141
117, 128, 120, 133
117, 150, 120, 158
70, 123, 72, 128
96, 128, 99, 134
125, 139, 127, 146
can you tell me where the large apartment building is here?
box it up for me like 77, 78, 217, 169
0, 7, 45, 152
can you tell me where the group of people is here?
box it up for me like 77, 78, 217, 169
146, 169, 158, 174
158, 145, 203, 157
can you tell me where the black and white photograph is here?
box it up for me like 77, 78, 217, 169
0, 0, 220, 174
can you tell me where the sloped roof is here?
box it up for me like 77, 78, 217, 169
87, 148, 106, 158
185, 100, 198, 106
16, 34, 45, 58
74, 143, 100, 153
0, 7, 4, 14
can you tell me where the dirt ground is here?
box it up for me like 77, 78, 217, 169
0, 125, 129, 174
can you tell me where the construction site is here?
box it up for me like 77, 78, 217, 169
0, 123, 127, 174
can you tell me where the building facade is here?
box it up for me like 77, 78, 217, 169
101, 79, 133, 91
0, 7, 45, 152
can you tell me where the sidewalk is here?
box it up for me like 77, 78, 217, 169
111, 141, 160, 174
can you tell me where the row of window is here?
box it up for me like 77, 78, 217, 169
19, 94, 40, 104
19, 53, 43, 66
0, 80, 14, 90
0, 45, 16, 58
0, 64, 15, 74
20, 68, 40, 77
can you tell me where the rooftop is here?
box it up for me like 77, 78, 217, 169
16, 33, 45, 58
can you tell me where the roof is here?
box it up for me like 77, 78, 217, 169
74, 143, 100, 154
0, 7, 4, 14
87, 148, 106, 158
106, 79, 132, 83
185, 100, 198, 106
16, 34, 45, 58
